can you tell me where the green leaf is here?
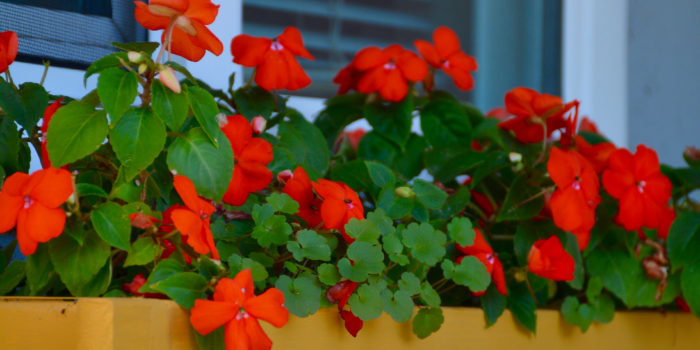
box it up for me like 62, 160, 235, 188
402, 223, 446, 266
398, 272, 421, 295
382, 233, 409, 266
91, 202, 132, 251
193, 327, 225, 350
593, 293, 615, 323
266, 192, 299, 214
338, 241, 385, 282
151, 272, 207, 309
0, 261, 25, 295
419, 281, 441, 307
420, 95, 471, 147
186, 85, 222, 147
167, 127, 234, 201
84, 52, 128, 84
0, 80, 24, 127
0, 165, 4, 185
313, 93, 365, 147
49, 230, 111, 296
318, 263, 341, 286
140, 258, 185, 293
447, 217, 475, 247
26, 244, 53, 295
563, 233, 585, 290
507, 283, 537, 333
152, 79, 189, 132
278, 111, 330, 178
275, 274, 322, 317
251, 212, 292, 247
365, 161, 396, 189
76, 260, 112, 297
110, 108, 166, 181
586, 276, 604, 303
441, 257, 491, 292
357, 131, 398, 165
381, 289, 414, 322
376, 184, 413, 219
560, 296, 594, 332
681, 259, 700, 317
412, 307, 444, 339
348, 283, 383, 321
367, 209, 394, 236
497, 174, 544, 222
76, 183, 108, 199
344, 218, 380, 242
287, 229, 331, 261
124, 238, 164, 267
667, 211, 700, 271
364, 96, 413, 148
18, 83, 49, 131
413, 179, 447, 210
46, 101, 109, 167
110, 41, 160, 55
425, 147, 486, 183
233, 86, 276, 119
481, 284, 507, 327
98, 68, 138, 123
0, 115, 20, 173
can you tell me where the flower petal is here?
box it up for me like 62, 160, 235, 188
352, 46, 386, 71
166, 26, 206, 62
232, 34, 272, 67
225, 319, 250, 350
24, 202, 65, 243
413, 40, 440, 67
0, 191, 22, 233
134, 1, 170, 31
278, 26, 314, 60
215, 269, 255, 303
184, 0, 219, 25
190, 299, 237, 335
504, 87, 537, 117
433, 26, 460, 58
256, 50, 289, 91
379, 68, 408, 102
320, 198, 347, 231
190, 20, 223, 56
397, 50, 427, 82
173, 175, 214, 215
243, 316, 273, 350
220, 115, 253, 155
29, 167, 73, 208
244, 288, 288, 328
15, 209, 38, 255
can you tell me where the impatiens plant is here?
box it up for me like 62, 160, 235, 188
2, 3, 700, 350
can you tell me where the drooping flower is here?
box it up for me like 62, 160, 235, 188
351, 44, 427, 102
0, 31, 18, 74
456, 228, 507, 295
231, 27, 314, 91
498, 87, 577, 143
547, 147, 600, 249
170, 175, 219, 259
134, 0, 224, 62
414, 26, 478, 91
602, 145, 672, 231
40, 98, 65, 169
333, 63, 363, 95
326, 280, 363, 337
527, 235, 575, 281
312, 179, 364, 243
283, 167, 322, 228
0, 167, 73, 255
220, 115, 274, 206
190, 269, 288, 350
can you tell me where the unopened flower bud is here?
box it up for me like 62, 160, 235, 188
252, 116, 267, 135
216, 113, 229, 127
684, 146, 700, 163
158, 66, 181, 94
277, 169, 293, 184
395, 186, 415, 198
508, 152, 522, 163
138, 63, 148, 75
128, 51, 144, 63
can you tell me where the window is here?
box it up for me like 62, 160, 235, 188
242, 0, 562, 111
0, 0, 147, 69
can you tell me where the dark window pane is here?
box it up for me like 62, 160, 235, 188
2, 0, 112, 17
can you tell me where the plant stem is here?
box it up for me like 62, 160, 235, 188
39, 61, 50, 86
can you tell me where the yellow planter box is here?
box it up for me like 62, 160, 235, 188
1, 297, 698, 349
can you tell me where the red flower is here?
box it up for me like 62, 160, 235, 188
498, 87, 577, 143
326, 280, 363, 337
312, 179, 364, 243
128, 212, 159, 229
333, 63, 363, 95
159, 204, 184, 234
0, 167, 73, 255
160, 239, 193, 264
547, 147, 600, 249
339, 310, 363, 337
527, 236, 575, 281
220, 115, 274, 206
170, 175, 219, 259
657, 206, 676, 240
283, 167, 322, 228
134, 0, 224, 62
575, 136, 616, 174
122, 273, 167, 298
456, 228, 507, 295
190, 269, 288, 350
40, 98, 65, 169
352, 44, 427, 102
0, 31, 18, 74
335, 128, 366, 151
414, 26, 478, 91
578, 117, 600, 134
231, 27, 314, 91
602, 145, 672, 231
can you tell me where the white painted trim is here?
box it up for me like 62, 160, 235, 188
562, 0, 629, 147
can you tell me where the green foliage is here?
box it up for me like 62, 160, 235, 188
364, 96, 413, 148
338, 241, 384, 282
667, 211, 700, 271
151, 272, 208, 309
447, 217, 475, 247
402, 223, 446, 266
91, 201, 132, 251
98, 68, 138, 123
481, 284, 507, 327
412, 307, 444, 339
561, 296, 594, 332
152, 79, 189, 132
277, 111, 330, 178
186, 85, 223, 147
47, 101, 109, 167
124, 238, 163, 267
233, 86, 276, 119
420, 93, 472, 148
287, 230, 331, 261
275, 274, 322, 317
441, 257, 491, 292
348, 283, 383, 321
48, 230, 111, 296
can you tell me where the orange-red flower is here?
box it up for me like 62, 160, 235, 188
128, 212, 159, 229
160, 239, 193, 264
547, 147, 600, 249
0, 167, 73, 255
333, 63, 362, 95
312, 179, 364, 243
602, 145, 673, 231
456, 228, 507, 295
351, 44, 427, 102
335, 128, 366, 151
40, 98, 65, 169
190, 269, 288, 350
498, 87, 577, 143
134, 0, 223, 62
326, 280, 363, 337
231, 27, 314, 91
414, 26, 478, 91
170, 175, 219, 259
122, 273, 167, 298
574, 136, 616, 174
282, 167, 322, 228
220, 115, 273, 206
0, 31, 18, 74
578, 117, 600, 134
527, 235, 575, 281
